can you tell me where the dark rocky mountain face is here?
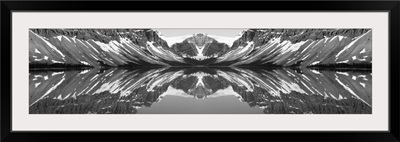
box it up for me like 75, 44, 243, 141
216, 29, 372, 66
170, 33, 229, 57
169, 33, 230, 65
231, 29, 370, 48
29, 28, 371, 67
29, 29, 186, 66
30, 29, 169, 47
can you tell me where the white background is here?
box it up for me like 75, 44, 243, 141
12, 12, 388, 131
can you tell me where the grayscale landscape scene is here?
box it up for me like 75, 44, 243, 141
29, 28, 372, 114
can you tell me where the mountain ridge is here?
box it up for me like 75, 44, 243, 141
29, 28, 372, 67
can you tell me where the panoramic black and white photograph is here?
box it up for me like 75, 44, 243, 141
29, 28, 372, 114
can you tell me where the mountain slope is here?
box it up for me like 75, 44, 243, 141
29, 29, 372, 67
29, 29, 186, 66
215, 29, 372, 66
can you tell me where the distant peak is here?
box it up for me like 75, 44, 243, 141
193, 33, 208, 37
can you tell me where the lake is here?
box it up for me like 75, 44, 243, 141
29, 67, 372, 114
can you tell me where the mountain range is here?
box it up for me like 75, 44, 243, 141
29, 28, 372, 67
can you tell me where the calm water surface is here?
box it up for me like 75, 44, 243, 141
29, 67, 372, 114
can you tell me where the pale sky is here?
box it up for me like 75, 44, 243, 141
153, 28, 248, 38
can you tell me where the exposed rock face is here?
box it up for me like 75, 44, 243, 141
29, 29, 372, 67
217, 29, 372, 66
29, 29, 184, 66
168, 33, 230, 63
29, 67, 371, 114
30, 29, 169, 47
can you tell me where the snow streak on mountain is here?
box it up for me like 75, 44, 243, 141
29, 29, 371, 67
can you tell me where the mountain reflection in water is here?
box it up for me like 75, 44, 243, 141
29, 67, 372, 114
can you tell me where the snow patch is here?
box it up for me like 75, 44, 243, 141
337, 60, 349, 63
34, 82, 41, 88
56, 36, 62, 41
190, 54, 211, 60
278, 40, 292, 53
94, 40, 113, 52
336, 71, 349, 76
310, 69, 321, 74
338, 94, 344, 100
146, 41, 164, 55
360, 48, 366, 54
235, 41, 254, 55
360, 82, 366, 88
51, 60, 64, 64
71, 36, 77, 43
287, 40, 306, 52
80, 61, 90, 65
338, 35, 345, 41
79, 69, 90, 74
310, 61, 320, 65
52, 71, 64, 76
34, 49, 41, 54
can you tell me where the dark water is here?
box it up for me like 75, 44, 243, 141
29, 67, 372, 114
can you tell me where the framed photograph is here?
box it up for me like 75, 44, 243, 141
1, 0, 399, 141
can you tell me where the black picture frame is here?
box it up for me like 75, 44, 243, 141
1, 1, 399, 142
